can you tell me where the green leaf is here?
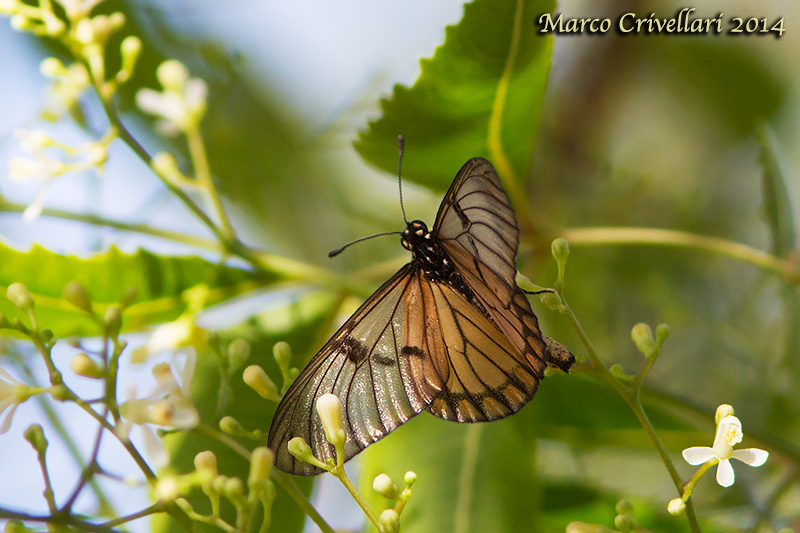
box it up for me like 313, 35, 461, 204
0, 241, 276, 337
757, 125, 797, 258
354, 0, 555, 192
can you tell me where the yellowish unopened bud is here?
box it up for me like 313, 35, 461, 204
287, 437, 313, 463
151, 152, 181, 182
316, 393, 345, 450
71, 353, 104, 379
223, 477, 245, 501
219, 416, 243, 435
667, 498, 686, 516
155, 476, 180, 502
248, 447, 275, 490
631, 322, 656, 356
194, 450, 217, 479
715, 404, 735, 425
104, 306, 122, 338
75, 18, 94, 44
156, 60, 188, 92
109, 12, 125, 29
379, 509, 400, 533
40, 57, 67, 77
7, 283, 34, 313
10, 15, 33, 31
63, 281, 92, 314
551, 238, 570, 264
372, 473, 399, 500
227, 339, 250, 371
0, 0, 21, 16
273, 341, 292, 368
243, 365, 280, 401
404, 470, 417, 488
655, 323, 670, 347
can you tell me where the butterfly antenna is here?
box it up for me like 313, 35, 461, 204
397, 135, 409, 225
328, 231, 402, 258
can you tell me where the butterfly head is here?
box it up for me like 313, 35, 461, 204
401, 220, 429, 251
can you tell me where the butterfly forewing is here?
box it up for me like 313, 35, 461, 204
434, 158, 549, 382
268, 265, 425, 475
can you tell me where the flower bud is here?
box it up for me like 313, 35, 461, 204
4, 520, 34, 533
7, 283, 34, 313
631, 323, 656, 356
156, 60, 189, 92
24, 424, 48, 453
655, 323, 670, 347
404, 470, 417, 488
273, 341, 292, 369
212, 475, 228, 495
109, 12, 125, 29
219, 416, 244, 436
227, 339, 250, 371
223, 477, 245, 501
75, 18, 94, 44
379, 509, 400, 533
155, 476, 180, 502
104, 306, 122, 338
551, 238, 570, 264
615, 499, 633, 514
614, 514, 632, 531
248, 447, 275, 490
287, 437, 313, 463
316, 393, 345, 450
10, 15, 33, 31
539, 291, 564, 312
715, 404, 735, 425
194, 450, 217, 476
40, 57, 67, 77
71, 353, 104, 379
43, 13, 65, 36
0, 0, 20, 16
243, 365, 280, 402
667, 498, 685, 516
63, 281, 93, 314
121, 286, 138, 308
151, 152, 180, 181
372, 473, 399, 500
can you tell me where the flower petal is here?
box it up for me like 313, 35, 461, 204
683, 446, 716, 465
0, 403, 20, 434
732, 448, 769, 467
716, 458, 735, 487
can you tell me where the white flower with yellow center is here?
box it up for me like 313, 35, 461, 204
682, 415, 768, 487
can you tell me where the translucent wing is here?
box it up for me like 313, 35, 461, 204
432, 158, 550, 398
268, 264, 427, 476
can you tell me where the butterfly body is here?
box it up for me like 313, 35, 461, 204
268, 157, 573, 475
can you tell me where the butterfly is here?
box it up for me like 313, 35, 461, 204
268, 154, 574, 475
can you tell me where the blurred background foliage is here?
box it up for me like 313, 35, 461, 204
1, 0, 799, 531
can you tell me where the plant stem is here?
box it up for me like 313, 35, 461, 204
274, 473, 337, 533
185, 125, 235, 239
331, 466, 383, 532
563, 226, 800, 284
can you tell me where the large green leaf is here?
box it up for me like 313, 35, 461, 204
0, 241, 276, 337
354, 0, 555, 192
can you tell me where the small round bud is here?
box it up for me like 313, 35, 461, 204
212, 475, 228, 494
109, 12, 126, 29
75, 18, 94, 44
4, 520, 34, 533
155, 476, 180, 502
219, 416, 243, 435
71, 353, 104, 379
243, 365, 280, 402
40, 57, 67, 77
121, 286, 138, 307
104, 306, 122, 338
614, 514, 632, 531
63, 281, 93, 314
379, 509, 400, 533
631, 323, 656, 356
715, 404, 735, 425
316, 393, 345, 449
50, 384, 71, 401
372, 473, 399, 500
287, 437, 313, 463
248, 447, 275, 490
43, 13, 65, 36
121, 36, 142, 61
223, 477, 245, 501
227, 339, 250, 371
194, 450, 218, 479
404, 470, 417, 488
609, 363, 633, 384
273, 341, 292, 368
539, 291, 564, 312
655, 323, 670, 347
10, 15, 33, 31
151, 152, 180, 181
667, 498, 686, 516
7, 283, 34, 313
24, 424, 48, 453
551, 238, 570, 264
615, 499, 633, 514
39, 329, 54, 346
156, 60, 189, 92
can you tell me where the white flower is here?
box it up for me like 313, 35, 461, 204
0, 367, 39, 434
136, 60, 207, 135
682, 415, 769, 487
130, 315, 197, 363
